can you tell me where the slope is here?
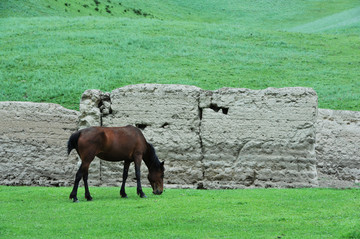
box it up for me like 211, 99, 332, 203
0, 0, 359, 111
290, 6, 360, 34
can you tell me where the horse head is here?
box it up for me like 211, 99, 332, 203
148, 161, 164, 195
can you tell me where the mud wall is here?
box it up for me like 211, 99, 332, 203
316, 109, 360, 184
79, 84, 319, 188
199, 87, 318, 188
0, 84, 359, 188
0, 102, 79, 186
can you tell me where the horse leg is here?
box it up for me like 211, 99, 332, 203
70, 156, 93, 202
69, 164, 84, 202
82, 162, 92, 201
134, 155, 146, 198
120, 161, 130, 198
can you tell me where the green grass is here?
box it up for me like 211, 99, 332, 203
289, 6, 360, 33
1, 186, 360, 238
0, 0, 359, 111
1, 3, 359, 238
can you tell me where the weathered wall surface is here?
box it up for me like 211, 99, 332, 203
316, 109, 360, 185
1, 84, 359, 189
102, 84, 203, 187
76, 89, 112, 186
79, 84, 319, 188
0, 102, 79, 186
199, 87, 318, 188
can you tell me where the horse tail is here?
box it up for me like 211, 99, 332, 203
67, 130, 81, 155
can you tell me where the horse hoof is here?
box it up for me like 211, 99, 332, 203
121, 195, 128, 198
141, 195, 147, 198
73, 199, 79, 203
86, 198, 93, 201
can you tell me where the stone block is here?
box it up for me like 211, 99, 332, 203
316, 109, 360, 182
199, 87, 318, 188
102, 84, 203, 187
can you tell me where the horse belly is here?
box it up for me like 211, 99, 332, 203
96, 151, 131, 162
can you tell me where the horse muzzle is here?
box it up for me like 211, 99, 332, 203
153, 190, 163, 195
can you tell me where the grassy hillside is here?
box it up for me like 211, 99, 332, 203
0, 0, 359, 110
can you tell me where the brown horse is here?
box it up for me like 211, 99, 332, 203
67, 125, 164, 202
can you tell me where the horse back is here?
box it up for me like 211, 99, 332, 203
77, 125, 147, 162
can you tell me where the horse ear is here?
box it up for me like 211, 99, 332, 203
161, 161, 165, 170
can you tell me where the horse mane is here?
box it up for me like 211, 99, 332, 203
147, 143, 164, 170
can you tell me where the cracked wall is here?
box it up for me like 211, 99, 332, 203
2, 84, 359, 188
79, 84, 319, 188
0, 102, 79, 186
199, 87, 318, 188
102, 84, 203, 187
316, 109, 360, 183
2, 85, 360, 188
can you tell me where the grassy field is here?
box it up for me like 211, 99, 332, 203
1, 2, 360, 237
1, 0, 360, 110
0, 186, 360, 238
